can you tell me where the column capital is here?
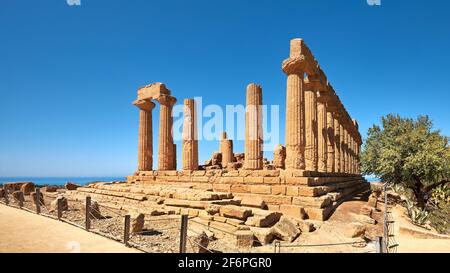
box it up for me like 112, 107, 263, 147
157, 95, 177, 107
133, 99, 155, 111
282, 56, 307, 75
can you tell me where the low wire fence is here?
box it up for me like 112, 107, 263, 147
1, 187, 385, 253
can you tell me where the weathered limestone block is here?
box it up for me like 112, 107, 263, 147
250, 227, 275, 245
65, 182, 80, 191
280, 205, 306, 219
273, 145, 286, 169
270, 216, 301, 242
219, 205, 252, 220
88, 201, 103, 219
50, 196, 69, 212
235, 230, 254, 248
0, 189, 4, 198
20, 182, 35, 196
245, 209, 281, 228
131, 213, 145, 233
137, 82, 171, 101
205, 204, 221, 215
211, 152, 222, 166
42, 186, 58, 193
244, 83, 263, 170
240, 196, 267, 209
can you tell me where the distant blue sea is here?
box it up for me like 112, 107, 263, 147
0, 177, 125, 186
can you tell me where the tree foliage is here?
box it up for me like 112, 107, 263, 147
361, 114, 450, 208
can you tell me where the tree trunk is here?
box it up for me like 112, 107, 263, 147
413, 178, 426, 209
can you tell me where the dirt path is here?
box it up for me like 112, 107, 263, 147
0, 204, 141, 253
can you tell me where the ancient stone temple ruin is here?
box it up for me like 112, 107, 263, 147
67, 38, 369, 245
125, 38, 368, 221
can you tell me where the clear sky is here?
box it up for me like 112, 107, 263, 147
0, 0, 449, 177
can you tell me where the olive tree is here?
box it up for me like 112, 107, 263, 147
361, 114, 449, 208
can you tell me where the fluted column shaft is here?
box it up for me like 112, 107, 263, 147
134, 100, 156, 172
343, 128, 349, 173
304, 88, 318, 171
244, 83, 263, 170
340, 124, 346, 173
317, 96, 327, 172
157, 95, 177, 171
282, 39, 306, 170
334, 117, 341, 173
326, 111, 335, 173
182, 99, 198, 171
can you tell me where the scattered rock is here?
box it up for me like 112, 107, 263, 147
65, 182, 81, 191
192, 231, 210, 253
250, 227, 275, 245
12, 191, 22, 201
246, 210, 281, 227
205, 204, 221, 215
294, 219, 315, 233
219, 205, 252, 220
345, 223, 366, 238
131, 213, 145, 233
43, 186, 59, 193
270, 216, 301, 242
87, 201, 103, 219
20, 182, 35, 195
50, 196, 69, 212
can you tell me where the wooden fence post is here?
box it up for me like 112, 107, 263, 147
18, 191, 24, 208
179, 215, 188, 253
57, 197, 63, 220
124, 215, 131, 246
85, 196, 91, 231
35, 188, 41, 214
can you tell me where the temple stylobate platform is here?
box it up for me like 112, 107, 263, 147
125, 38, 368, 221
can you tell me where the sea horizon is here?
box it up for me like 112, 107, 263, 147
0, 176, 126, 186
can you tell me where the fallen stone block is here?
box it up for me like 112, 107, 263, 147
270, 216, 301, 242
219, 205, 252, 220
240, 196, 267, 209
250, 227, 275, 245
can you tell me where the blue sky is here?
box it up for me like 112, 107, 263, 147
0, 0, 449, 177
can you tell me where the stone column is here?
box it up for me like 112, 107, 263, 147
343, 127, 349, 174
304, 79, 318, 171
316, 92, 328, 173
134, 99, 156, 172
157, 95, 177, 171
182, 99, 198, 171
282, 39, 306, 170
220, 132, 235, 168
244, 83, 263, 170
326, 111, 335, 173
348, 134, 354, 174
340, 123, 346, 173
334, 116, 341, 173
273, 144, 286, 169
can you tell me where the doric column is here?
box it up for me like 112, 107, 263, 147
157, 95, 177, 171
134, 99, 156, 172
326, 110, 335, 173
182, 99, 198, 171
282, 39, 306, 170
316, 91, 328, 173
244, 83, 263, 170
304, 78, 318, 171
349, 134, 354, 174
340, 123, 346, 173
220, 132, 235, 168
334, 116, 341, 173
343, 126, 349, 174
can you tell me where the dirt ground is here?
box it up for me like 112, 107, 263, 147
0, 204, 141, 253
